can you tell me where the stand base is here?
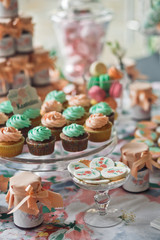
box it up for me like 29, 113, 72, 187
84, 208, 122, 228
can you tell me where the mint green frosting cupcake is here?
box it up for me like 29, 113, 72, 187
6, 114, 31, 129
45, 90, 66, 103
63, 124, 85, 137
89, 102, 113, 116
0, 101, 13, 114
23, 108, 40, 119
63, 106, 85, 121
28, 126, 52, 142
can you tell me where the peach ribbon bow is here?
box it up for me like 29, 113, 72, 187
33, 55, 56, 73
0, 65, 14, 83
9, 60, 34, 77
0, 25, 17, 40
6, 184, 63, 215
0, 0, 11, 8
13, 18, 34, 37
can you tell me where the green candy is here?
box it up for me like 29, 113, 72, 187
99, 74, 111, 92
63, 124, 85, 138
87, 76, 99, 89
28, 126, 52, 142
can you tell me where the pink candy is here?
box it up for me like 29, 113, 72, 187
88, 86, 106, 102
109, 82, 122, 98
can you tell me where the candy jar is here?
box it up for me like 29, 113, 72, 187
13, 16, 34, 53
6, 172, 63, 229
0, 0, 18, 18
51, 0, 113, 81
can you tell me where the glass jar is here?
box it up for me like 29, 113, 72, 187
51, 0, 113, 81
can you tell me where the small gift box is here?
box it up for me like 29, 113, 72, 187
13, 16, 34, 53
6, 172, 63, 229
8, 55, 34, 89
0, 58, 13, 96
120, 141, 152, 193
0, 0, 18, 18
30, 48, 55, 87
130, 82, 157, 121
0, 18, 16, 57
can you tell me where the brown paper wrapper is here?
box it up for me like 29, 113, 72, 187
13, 16, 34, 37
0, 19, 17, 39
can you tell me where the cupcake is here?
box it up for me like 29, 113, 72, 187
89, 102, 115, 124
0, 127, 25, 157
40, 100, 63, 115
6, 114, 31, 140
68, 94, 91, 112
26, 126, 56, 156
84, 113, 112, 142
41, 111, 67, 141
0, 100, 13, 118
60, 124, 89, 152
23, 108, 41, 127
0, 112, 8, 128
45, 90, 68, 109
63, 106, 87, 125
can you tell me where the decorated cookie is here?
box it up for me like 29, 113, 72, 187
152, 115, 160, 125
83, 179, 110, 185
156, 126, 160, 136
74, 168, 100, 180
90, 157, 115, 170
101, 167, 127, 181
79, 159, 91, 167
115, 162, 127, 168
134, 129, 158, 142
68, 162, 87, 175
137, 121, 157, 130
131, 138, 155, 147
149, 147, 160, 160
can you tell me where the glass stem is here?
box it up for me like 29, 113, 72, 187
94, 191, 110, 216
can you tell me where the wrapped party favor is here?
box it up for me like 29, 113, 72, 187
120, 141, 152, 192
6, 172, 63, 229
0, 58, 12, 96
0, 0, 18, 18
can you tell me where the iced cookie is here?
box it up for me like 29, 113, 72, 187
101, 167, 127, 181
137, 121, 157, 131
131, 138, 155, 147
79, 159, 91, 167
134, 129, 158, 142
68, 162, 87, 175
152, 115, 160, 125
115, 162, 127, 168
90, 157, 114, 171
74, 168, 100, 180
149, 147, 160, 160
83, 179, 110, 185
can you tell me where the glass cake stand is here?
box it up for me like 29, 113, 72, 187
71, 166, 130, 228
0, 127, 117, 172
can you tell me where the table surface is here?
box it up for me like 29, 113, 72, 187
0, 83, 160, 240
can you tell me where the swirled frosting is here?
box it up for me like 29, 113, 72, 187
89, 102, 113, 116
0, 112, 8, 124
86, 113, 109, 129
68, 94, 90, 107
41, 111, 67, 128
45, 90, 66, 103
28, 126, 52, 142
41, 100, 62, 115
63, 106, 85, 120
23, 108, 40, 119
6, 114, 31, 129
0, 101, 13, 114
62, 124, 85, 137
0, 127, 22, 142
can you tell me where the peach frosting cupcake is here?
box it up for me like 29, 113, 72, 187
40, 100, 63, 116
41, 111, 67, 141
0, 112, 8, 128
0, 127, 25, 157
68, 94, 91, 112
84, 113, 112, 142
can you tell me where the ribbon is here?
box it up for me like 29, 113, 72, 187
33, 55, 56, 73
6, 184, 63, 215
0, 24, 17, 40
9, 58, 34, 77
13, 17, 34, 37
0, 175, 9, 192
0, 0, 11, 8
0, 65, 13, 83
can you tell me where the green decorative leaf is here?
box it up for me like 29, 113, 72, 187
74, 225, 81, 232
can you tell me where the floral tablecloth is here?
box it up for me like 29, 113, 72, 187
0, 83, 160, 240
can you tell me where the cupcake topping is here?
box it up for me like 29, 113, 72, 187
63, 106, 85, 121
23, 108, 40, 119
28, 126, 52, 142
0, 101, 13, 114
0, 127, 22, 142
68, 94, 90, 107
89, 102, 113, 116
45, 90, 66, 103
6, 114, 31, 129
41, 111, 67, 128
63, 123, 85, 138
0, 112, 8, 124
41, 100, 62, 114
86, 113, 109, 129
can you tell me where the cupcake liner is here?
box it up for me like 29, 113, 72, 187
0, 137, 25, 157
